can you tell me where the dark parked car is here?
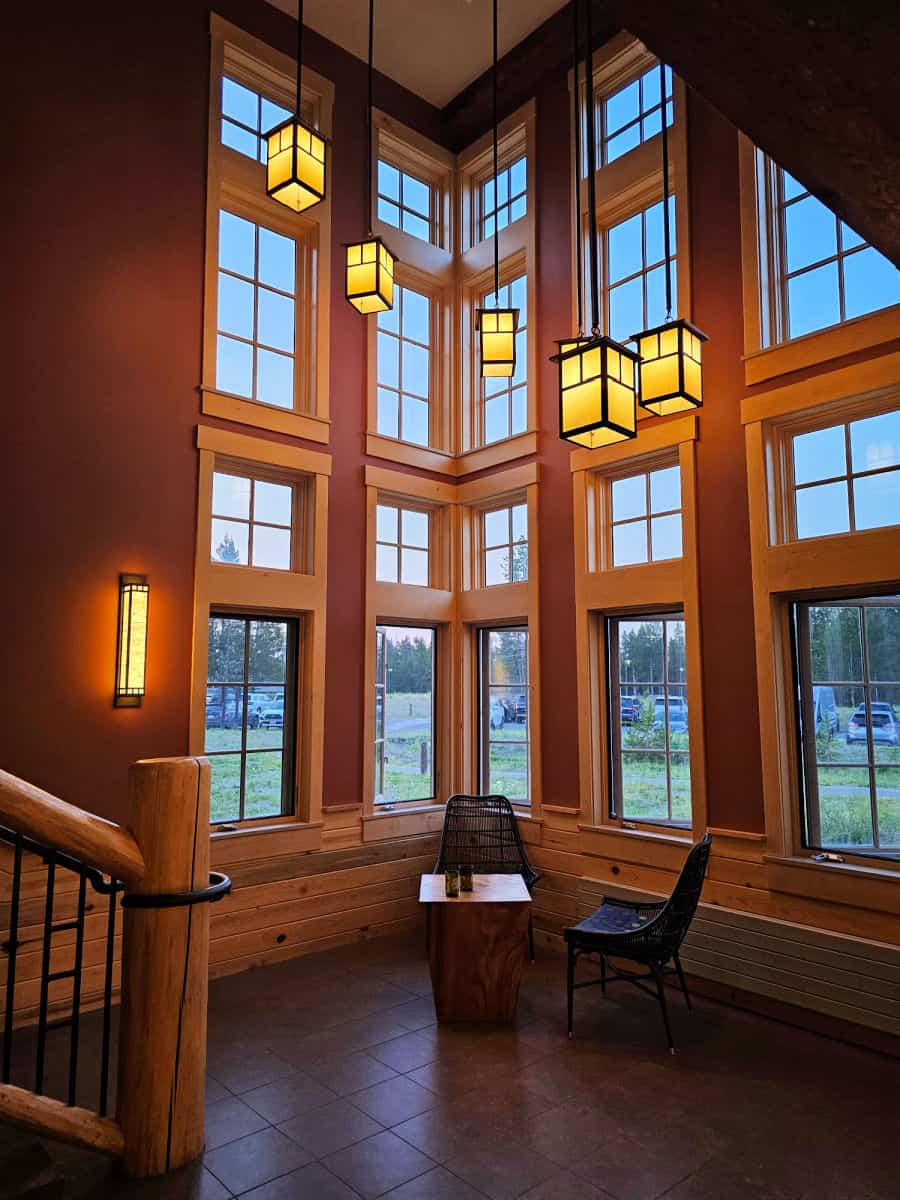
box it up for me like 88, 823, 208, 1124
846, 702, 900, 747
515, 694, 528, 723
620, 695, 642, 724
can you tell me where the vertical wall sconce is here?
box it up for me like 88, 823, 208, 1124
115, 574, 149, 708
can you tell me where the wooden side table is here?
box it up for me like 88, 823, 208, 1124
419, 873, 532, 1023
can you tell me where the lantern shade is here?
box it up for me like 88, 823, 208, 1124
345, 237, 396, 314
551, 335, 640, 448
115, 574, 149, 708
634, 318, 708, 416
265, 115, 327, 214
476, 307, 518, 378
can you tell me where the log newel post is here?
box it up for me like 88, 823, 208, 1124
116, 756, 211, 1178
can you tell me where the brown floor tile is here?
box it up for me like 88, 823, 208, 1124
303, 1050, 400, 1096
204, 1095, 270, 1151
324, 1129, 435, 1199
519, 1171, 617, 1200
242, 1070, 337, 1123
442, 1134, 559, 1200
572, 1128, 720, 1200
381, 1164, 488, 1199
369, 1032, 438, 1073
352, 1076, 438, 1126
241, 1160, 363, 1199
389, 999, 438, 1031
209, 1050, 296, 1096
203, 1126, 313, 1194
279, 1098, 385, 1158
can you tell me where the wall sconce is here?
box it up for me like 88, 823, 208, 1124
635, 319, 708, 415
115, 574, 149, 708
553, 335, 640, 448
345, 236, 396, 313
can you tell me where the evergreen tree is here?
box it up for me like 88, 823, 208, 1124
216, 531, 241, 564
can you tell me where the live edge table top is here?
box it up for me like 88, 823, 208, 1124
418, 873, 532, 904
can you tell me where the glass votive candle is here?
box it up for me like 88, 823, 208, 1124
444, 869, 460, 898
459, 864, 474, 892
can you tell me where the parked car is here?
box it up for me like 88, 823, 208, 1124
845, 702, 900, 746
652, 696, 688, 733
620, 695, 642, 724
206, 688, 262, 730
515, 694, 528, 723
259, 695, 285, 730
489, 698, 506, 730
812, 685, 839, 734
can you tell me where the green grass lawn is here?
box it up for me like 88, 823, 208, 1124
205, 726, 285, 823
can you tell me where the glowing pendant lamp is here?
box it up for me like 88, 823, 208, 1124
476, 0, 518, 379
633, 63, 708, 415
346, 0, 396, 313
553, 0, 638, 447
265, 0, 328, 213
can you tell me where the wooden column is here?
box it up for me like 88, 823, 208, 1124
116, 757, 211, 1178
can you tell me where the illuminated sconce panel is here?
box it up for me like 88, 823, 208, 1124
345, 237, 396, 314
553, 335, 640, 448
635, 318, 708, 416
115, 574, 148, 708
477, 307, 518, 378
266, 116, 327, 214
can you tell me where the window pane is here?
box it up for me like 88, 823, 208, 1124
485, 546, 510, 585
608, 213, 642, 284
376, 388, 400, 439
608, 276, 644, 343
785, 196, 837, 272
377, 331, 399, 388
376, 504, 398, 543
375, 544, 398, 583
849, 410, 900, 475
402, 509, 429, 549
252, 525, 291, 569
404, 174, 430, 216
606, 125, 641, 164
212, 473, 250, 520
378, 161, 400, 201
511, 389, 527, 436
489, 630, 529, 686
222, 120, 258, 159
788, 262, 840, 338
211, 518, 248, 565
793, 425, 846, 485
402, 342, 429, 398
249, 620, 287, 682
842, 248, 900, 321
219, 211, 255, 276
484, 395, 508, 444
402, 211, 430, 242
650, 466, 680, 513
258, 227, 295, 292
613, 521, 648, 566
795, 480, 850, 539
222, 78, 257, 126
402, 396, 429, 446
817, 767, 874, 847
612, 473, 647, 521
218, 273, 254, 339
875, 768, 900, 848
376, 626, 435, 804
205, 685, 242, 752
260, 97, 291, 132
208, 617, 246, 681
257, 289, 294, 352
378, 197, 400, 229
853, 470, 900, 531
511, 503, 528, 543
254, 481, 292, 526
400, 547, 429, 586
256, 349, 293, 409
402, 290, 430, 344
488, 743, 528, 801
210, 754, 242, 823
650, 513, 682, 560
510, 157, 526, 196
216, 334, 253, 396
605, 80, 639, 134
484, 508, 509, 547
244, 751, 284, 819
865, 607, 900, 681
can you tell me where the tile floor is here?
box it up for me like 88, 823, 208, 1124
2, 930, 897, 1199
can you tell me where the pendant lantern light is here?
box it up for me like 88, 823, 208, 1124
345, 0, 397, 313
553, 0, 639, 447
476, 0, 518, 379
633, 64, 708, 415
265, 0, 328, 213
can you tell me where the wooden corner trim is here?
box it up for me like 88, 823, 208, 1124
197, 424, 332, 476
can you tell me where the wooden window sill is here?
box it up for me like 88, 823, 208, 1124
579, 822, 692, 846
362, 805, 446, 842
743, 305, 900, 387
765, 854, 900, 915
210, 820, 323, 866
202, 389, 331, 444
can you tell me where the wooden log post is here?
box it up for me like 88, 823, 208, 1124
116, 757, 211, 1178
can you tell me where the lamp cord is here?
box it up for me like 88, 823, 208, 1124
368, 0, 375, 235
492, 0, 500, 307
583, 0, 600, 335
660, 62, 672, 321
572, 0, 583, 336
296, 0, 304, 113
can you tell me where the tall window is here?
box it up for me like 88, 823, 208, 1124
610, 464, 682, 566
774, 168, 900, 341
375, 504, 430, 586
221, 77, 291, 163
608, 614, 690, 826
483, 503, 528, 585
374, 626, 436, 805
211, 471, 294, 569
480, 628, 530, 803
793, 598, 900, 858
604, 197, 676, 344
377, 161, 433, 244
376, 285, 431, 446
217, 211, 296, 408
481, 274, 527, 444
599, 64, 673, 165
480, 156, 526, 241
790, 408, 900, 540
205, 615, 297, 824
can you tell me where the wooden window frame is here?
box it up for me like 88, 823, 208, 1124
204, 16, 333, 444
374, 500, 434, 588
373, 621, 439, 810
597, 58, 674, 168
477, 154, 527, 246
738, 136, 900, 387
478, 497, 529, 588
191, 425, 330, 849
744, 360, 900, 889
571, 415, 706, 839
478, 624, 533, 805
210, 462, 312, 575
606, 456, 683, 569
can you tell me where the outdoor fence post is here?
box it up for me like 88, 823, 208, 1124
117, 756, 211, 1177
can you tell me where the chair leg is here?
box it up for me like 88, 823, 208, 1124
528, 913, 536, 963
653, 967, 675, 1055
599, 954, 607, 995
673, 952, 692, 1011
567, 945, 575, 1038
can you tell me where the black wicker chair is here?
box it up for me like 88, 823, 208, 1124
565, 833, 712, 1053
434, 794, 541, 960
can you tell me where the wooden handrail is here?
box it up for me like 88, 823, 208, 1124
0, 769, 144, 887
0, 1083, 124, 1157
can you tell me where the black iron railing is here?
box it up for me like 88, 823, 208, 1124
0, 826, 124, 1116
